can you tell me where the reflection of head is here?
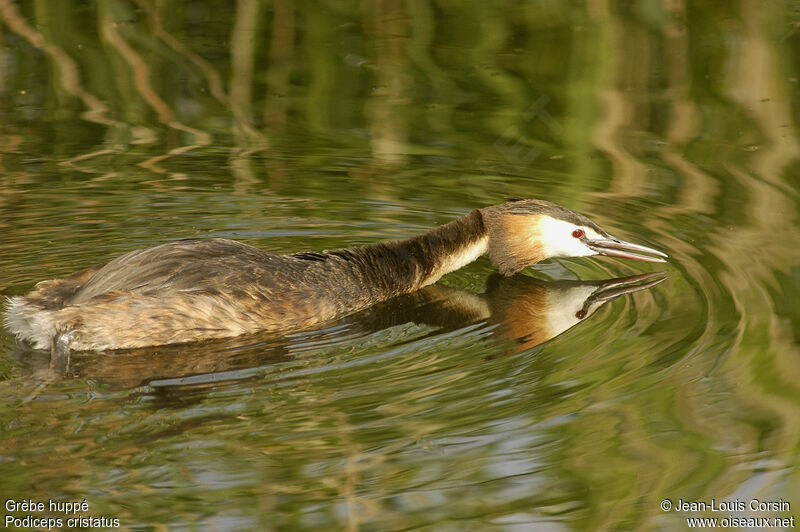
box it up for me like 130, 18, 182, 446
486, 272, 665, 352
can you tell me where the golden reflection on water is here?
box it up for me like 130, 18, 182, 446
1, 0, 799, 529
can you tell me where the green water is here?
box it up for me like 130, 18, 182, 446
1, 1, 799, 530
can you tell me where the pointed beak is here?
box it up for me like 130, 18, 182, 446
588, 272, 667, 304
587, 235, 668, 263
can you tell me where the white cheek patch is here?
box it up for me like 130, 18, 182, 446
544, 285, 598, 337
537, 218, 597, 258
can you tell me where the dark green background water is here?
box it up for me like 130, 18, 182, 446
1, 1, 799, 530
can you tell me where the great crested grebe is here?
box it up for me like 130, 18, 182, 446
5, 198, 667, 353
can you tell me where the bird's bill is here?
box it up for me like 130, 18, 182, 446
587, 235, 668, 263
588, 272, 667, 303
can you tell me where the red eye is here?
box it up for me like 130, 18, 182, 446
575, 310, 586, 319
572, 229, 584, 239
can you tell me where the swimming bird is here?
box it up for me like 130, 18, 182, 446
4, 198, 667, 353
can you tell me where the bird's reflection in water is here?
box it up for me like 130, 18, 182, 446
10, 272, 665, 388
484, 271, 665, 354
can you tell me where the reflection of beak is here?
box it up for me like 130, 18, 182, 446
588, 272, 667, 304
587, 235, 668, 263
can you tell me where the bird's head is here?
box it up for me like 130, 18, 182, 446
480, 198, 667, 276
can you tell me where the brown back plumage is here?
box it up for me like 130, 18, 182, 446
6, 209, 490, 350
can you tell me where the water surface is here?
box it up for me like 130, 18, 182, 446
1, 1, 799, 530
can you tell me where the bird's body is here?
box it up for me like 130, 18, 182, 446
5, 199, 666, 352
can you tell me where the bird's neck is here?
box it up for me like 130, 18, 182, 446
329, 209, 489, 299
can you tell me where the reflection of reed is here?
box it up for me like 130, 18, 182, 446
365, 0, 410, 164
141, 0, 271, 188
98, 2, 212, 176
732, 0, 800, 192
229, 0, 263, 146
263, 0, 295, 133
0, 0, 118, 128
0, 0, 124, 176
135, 0, 227, 105
228, 0, 266, 189
60, 148, 119, 177
587, 0, 648, 196
661, 0, 718, 213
